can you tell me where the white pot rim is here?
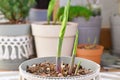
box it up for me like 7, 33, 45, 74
31, 21, 78, 37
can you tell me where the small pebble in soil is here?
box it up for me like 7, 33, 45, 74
26, 62, 92, 77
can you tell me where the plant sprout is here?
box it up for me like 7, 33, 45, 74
69, 31, 78, 74
74, 61, 81, 75
85, 37, 97, 49
47, 0, 56, 24
56, 0, 71, 73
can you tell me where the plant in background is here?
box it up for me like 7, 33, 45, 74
55, 5, 93, 21
87, 0, 101, 16
47, 0, 56, 24
0, 0, 35, 24
79, 38, 97, 49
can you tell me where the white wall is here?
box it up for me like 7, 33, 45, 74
60, 0, 119, 28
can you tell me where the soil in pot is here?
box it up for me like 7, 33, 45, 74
26, 61, 92, 77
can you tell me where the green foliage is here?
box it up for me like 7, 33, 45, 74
0, 0, 35, 24
56, 0, 70, 73
55, 5, 93, 21
47, 0, 56, 24
69, 31, 78, 74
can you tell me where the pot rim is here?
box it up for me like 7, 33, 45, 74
19, 57, 100, 79
77, 44, 104, 50
31, 21, 78, 37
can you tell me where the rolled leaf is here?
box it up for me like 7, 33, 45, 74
56, 0, 70, 73
47, 0, 56, 24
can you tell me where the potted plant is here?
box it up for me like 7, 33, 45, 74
56, 0, 102, 44
19, 1, 100, 79
29, 0, 50, 22
76, 39, 104, 64
0, 0, 35, 70
31, 0, 78, 57
110, 0, 120, 56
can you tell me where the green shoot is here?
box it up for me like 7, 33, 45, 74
74, 61, 81, 75
47, 0, 56, 24
87, 37, 91, 44
93, 37, 97, 45
69, 31, 78, 74
56, 0, 70, 73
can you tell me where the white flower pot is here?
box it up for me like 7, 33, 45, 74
19, 57, 100, 80
31, 22, 78, 57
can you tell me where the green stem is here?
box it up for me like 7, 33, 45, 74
74, 61, 81, 75
56, 0, 70, 73
56, 38, 63, 73
47, 0, 56, 24
69, 55, 75, 74
69, 31, 78, 74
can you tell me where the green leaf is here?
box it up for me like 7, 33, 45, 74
56, 6, 93, 21
47, 0, 56, 24
56, 0, 71, 73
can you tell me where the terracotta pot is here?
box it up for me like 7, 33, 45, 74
31, 22, 78, 57
76, 44, 104, 64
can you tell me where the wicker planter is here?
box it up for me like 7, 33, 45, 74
19, 57, 100, 80
0, 24, 34, 70
31, 22, 77, 57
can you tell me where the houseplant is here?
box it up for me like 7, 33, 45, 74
76, 39, 104, 64
56, 0, 102, 44
31, 0, 78, 57
110, 0, 120, 56
29, 0, 50, 22
0, 0, 35, 70
19, 1, 100, 79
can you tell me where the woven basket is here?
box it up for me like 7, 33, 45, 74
19, 57, 100, 80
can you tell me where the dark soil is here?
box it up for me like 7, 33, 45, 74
78, 44, 98, 49
26, 61, 92, 77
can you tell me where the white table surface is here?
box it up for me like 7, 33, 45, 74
0, 71, 120, 80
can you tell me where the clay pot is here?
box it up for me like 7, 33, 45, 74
76, 44, 104, 64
